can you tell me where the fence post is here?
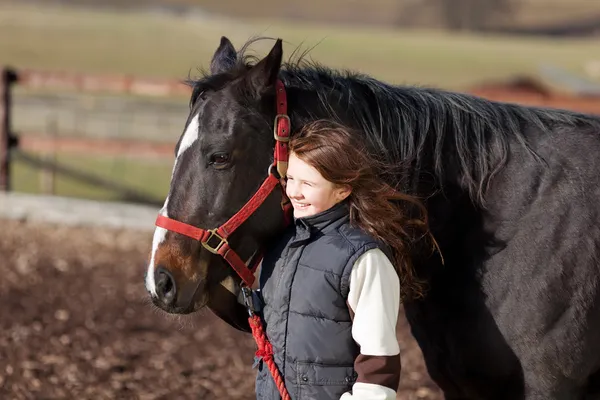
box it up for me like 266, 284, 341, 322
40, 116, 58, 195
0, 66, 18, 192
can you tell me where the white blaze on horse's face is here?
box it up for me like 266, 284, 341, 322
176, 113, 201, 160
145, 196, 169, 296
145, 113, 200, 296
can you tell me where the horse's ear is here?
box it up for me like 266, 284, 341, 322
244, 39, 283, 97
210, 36, 237, 74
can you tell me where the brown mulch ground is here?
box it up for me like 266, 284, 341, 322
0, 219, 442, 400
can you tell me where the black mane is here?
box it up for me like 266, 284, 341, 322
187, 39, 600, 205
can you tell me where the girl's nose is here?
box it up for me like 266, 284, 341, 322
286, 181, 301, 198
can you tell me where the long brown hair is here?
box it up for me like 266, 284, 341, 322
289, 119, 439, 301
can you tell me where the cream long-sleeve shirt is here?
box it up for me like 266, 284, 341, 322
340, 247, 401, 400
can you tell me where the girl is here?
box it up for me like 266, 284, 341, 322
254, 120, 432, 400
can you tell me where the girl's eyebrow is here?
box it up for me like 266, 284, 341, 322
286, 174, 316, 185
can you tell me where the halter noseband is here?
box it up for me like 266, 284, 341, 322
154, 79, 293, 288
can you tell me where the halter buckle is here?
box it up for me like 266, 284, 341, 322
273, 114, 291, 142
201, 229, 228, 254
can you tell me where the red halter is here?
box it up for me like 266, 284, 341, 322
155, 79, 293, 288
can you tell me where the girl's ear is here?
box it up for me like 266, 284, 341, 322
336, 185, 352, 202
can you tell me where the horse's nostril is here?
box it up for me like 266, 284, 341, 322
155, 267, 177, 306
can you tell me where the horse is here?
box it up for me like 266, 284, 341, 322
144, 36, 600, 399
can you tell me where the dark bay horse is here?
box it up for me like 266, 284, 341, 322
145, 36, 600, 399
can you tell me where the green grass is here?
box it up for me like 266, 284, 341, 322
0, 3, 599, 89
12, 152, 172, 203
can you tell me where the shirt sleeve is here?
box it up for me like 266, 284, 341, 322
340, 248, 401, 400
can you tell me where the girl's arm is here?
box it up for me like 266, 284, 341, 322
341, 248, 401, 400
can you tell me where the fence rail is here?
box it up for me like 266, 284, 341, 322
18, 134, 173, 158
16, 68, 191, 97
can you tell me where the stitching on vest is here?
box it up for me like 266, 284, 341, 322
281, 243, 309, 380
334, 227, 360, 252
297, 262, 345, 277
289, 310, 353, 323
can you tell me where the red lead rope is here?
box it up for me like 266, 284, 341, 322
249, 316, 291, 400
242, 287, 292, 400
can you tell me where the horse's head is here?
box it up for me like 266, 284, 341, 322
144, 37, 292, 317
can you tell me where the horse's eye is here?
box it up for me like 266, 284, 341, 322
209, 152, 230, 167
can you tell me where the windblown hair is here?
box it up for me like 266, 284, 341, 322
289, 119, 437, 301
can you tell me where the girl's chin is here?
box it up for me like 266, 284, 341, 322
293, 207, 315, 218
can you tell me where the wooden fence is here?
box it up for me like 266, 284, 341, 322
0, 66, 192, 203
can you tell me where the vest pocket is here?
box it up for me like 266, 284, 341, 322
296, 361, 356, 400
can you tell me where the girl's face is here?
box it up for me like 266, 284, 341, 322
285, 153, 351, 218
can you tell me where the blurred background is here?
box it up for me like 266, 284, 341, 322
0, 1, 599, 399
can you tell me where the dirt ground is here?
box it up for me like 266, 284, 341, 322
0, 219, 443, 400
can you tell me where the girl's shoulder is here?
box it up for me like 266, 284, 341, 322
337, 221, 390, 254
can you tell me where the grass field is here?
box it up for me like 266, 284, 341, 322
12, 153, 172, 203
